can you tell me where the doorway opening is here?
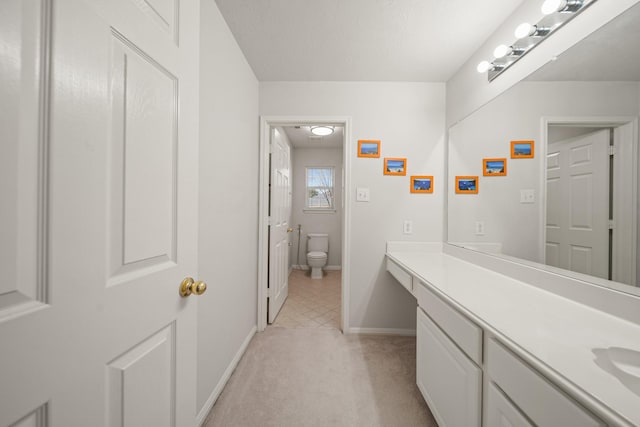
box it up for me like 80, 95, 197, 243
541, 117, 638, 286
258, 116, 352, 332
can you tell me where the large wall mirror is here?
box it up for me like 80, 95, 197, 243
448, 3, 640, 295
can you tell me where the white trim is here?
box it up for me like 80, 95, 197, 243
196, 325, 257, 426
539, 116, 638, 285
347, 327, 417, 336
258, 116, 352, 333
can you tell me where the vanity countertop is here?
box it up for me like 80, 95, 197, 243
387, 248, 640, 427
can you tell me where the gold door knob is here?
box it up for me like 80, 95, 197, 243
179, 277, 207, 297
287, 227, 294, 232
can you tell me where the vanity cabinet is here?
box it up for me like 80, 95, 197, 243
386, 256, 609, 427
416, 307, 482, 427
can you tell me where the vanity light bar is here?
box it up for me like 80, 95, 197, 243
478, 0, 597, 82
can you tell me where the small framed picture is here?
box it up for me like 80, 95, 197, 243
511, 140, 534, 158
456, 176, 479, 194
384, 158, 407, 176
358, 140, 380, 158
483, 158, 507, 176
410, 176, 433, 193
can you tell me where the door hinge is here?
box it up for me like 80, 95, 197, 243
609, 145, 616, 156
267, 288, 274, 298
609, 220, 615, 230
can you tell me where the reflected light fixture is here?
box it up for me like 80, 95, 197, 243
310, 126, 334, 136
477, 0, 595, 81
514, 23, 551, 39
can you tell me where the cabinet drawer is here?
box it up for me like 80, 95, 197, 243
415, 281, 482, 364
386, 258, 413, 293
487, 339, 604, 427
486, 382, 533, 427
417, 307, 482, 427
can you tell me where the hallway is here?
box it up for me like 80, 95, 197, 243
203, 269, 436, 426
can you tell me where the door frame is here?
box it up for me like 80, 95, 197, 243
539, 116, 639, 285
258, 116, 352, 332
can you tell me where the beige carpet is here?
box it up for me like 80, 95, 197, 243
203, 327, 437, 427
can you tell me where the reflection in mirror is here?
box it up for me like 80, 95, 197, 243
448, 4, 640, 291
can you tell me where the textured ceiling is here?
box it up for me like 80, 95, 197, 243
214, 0, 525, 82
527, 3, 640, 82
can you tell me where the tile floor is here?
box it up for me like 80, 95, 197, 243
271, 269, 341, 329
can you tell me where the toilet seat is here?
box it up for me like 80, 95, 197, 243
307, 251, 327, 259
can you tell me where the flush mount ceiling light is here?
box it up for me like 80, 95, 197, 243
477, 0, 595, 82
310, 126, 334, 136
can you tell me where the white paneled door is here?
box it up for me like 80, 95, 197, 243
546, 129, 610, 280
0, 1, 200, 426
268, 128, 292, 323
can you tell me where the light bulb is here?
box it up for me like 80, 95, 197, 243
493, 44, 511, 59
476, 61, 491, 73
542, 0, 565, 15
515, 23, 534, 39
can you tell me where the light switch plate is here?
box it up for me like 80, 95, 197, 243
356, 187, 370, 202
520, 189, 535, 204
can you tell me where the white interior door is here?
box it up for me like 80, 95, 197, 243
0, 1, 200, 426
268, 128, 292, 323
546, 129, 610, 279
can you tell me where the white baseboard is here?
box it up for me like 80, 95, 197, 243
196, 325, 257, 426
347, 327, 416, 336
291, 264, 342, 271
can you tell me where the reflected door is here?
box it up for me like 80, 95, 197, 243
0, 1, 200, 425
546, 129, 610, 279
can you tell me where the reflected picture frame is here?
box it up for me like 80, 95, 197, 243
357, 140, 380, 158
511, 140, 534, 158
384, 157, 407, 176
455, 176, 479, 194
483, 158, 507, 176
410, 176, 433, 193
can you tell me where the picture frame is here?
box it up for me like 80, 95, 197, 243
455, 176, 479, 194
483, 158, 507, 176
511, 140, 534, 158
384, 158, 407, 176
410, 176, 433, 193
357, 140, 380, 158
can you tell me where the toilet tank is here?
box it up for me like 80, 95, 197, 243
307, 233, 329, 252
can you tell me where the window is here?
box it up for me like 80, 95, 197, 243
306, 167, 334, 210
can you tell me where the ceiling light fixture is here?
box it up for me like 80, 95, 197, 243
310, 126, 334, 136
477, 0, 595, 81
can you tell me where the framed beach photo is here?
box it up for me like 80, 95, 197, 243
358, 140, 380, 158
410, 176, 433, 193
384, 158, 407, 176
511, 140, 534, 158
483, 158, 507, 176
455, 176, 479, 194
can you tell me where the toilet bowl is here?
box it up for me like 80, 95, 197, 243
307, 233, 329, 279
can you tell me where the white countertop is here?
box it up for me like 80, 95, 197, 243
386, 249, 640, 427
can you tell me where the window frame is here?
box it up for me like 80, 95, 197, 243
304, 166, 336, 212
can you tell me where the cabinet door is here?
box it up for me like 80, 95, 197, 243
486, 382, 533, 427
417, 307, 482, 427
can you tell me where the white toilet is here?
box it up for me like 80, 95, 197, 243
307, 233, 328, 279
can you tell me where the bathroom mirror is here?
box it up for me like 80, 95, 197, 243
447, 3, 640, 294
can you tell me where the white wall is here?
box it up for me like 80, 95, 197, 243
197, 0, 259, 418
290, 147, 343, 268
448, 81, 640, 262
446, 0, 640, 127
260, 82, 446, 331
